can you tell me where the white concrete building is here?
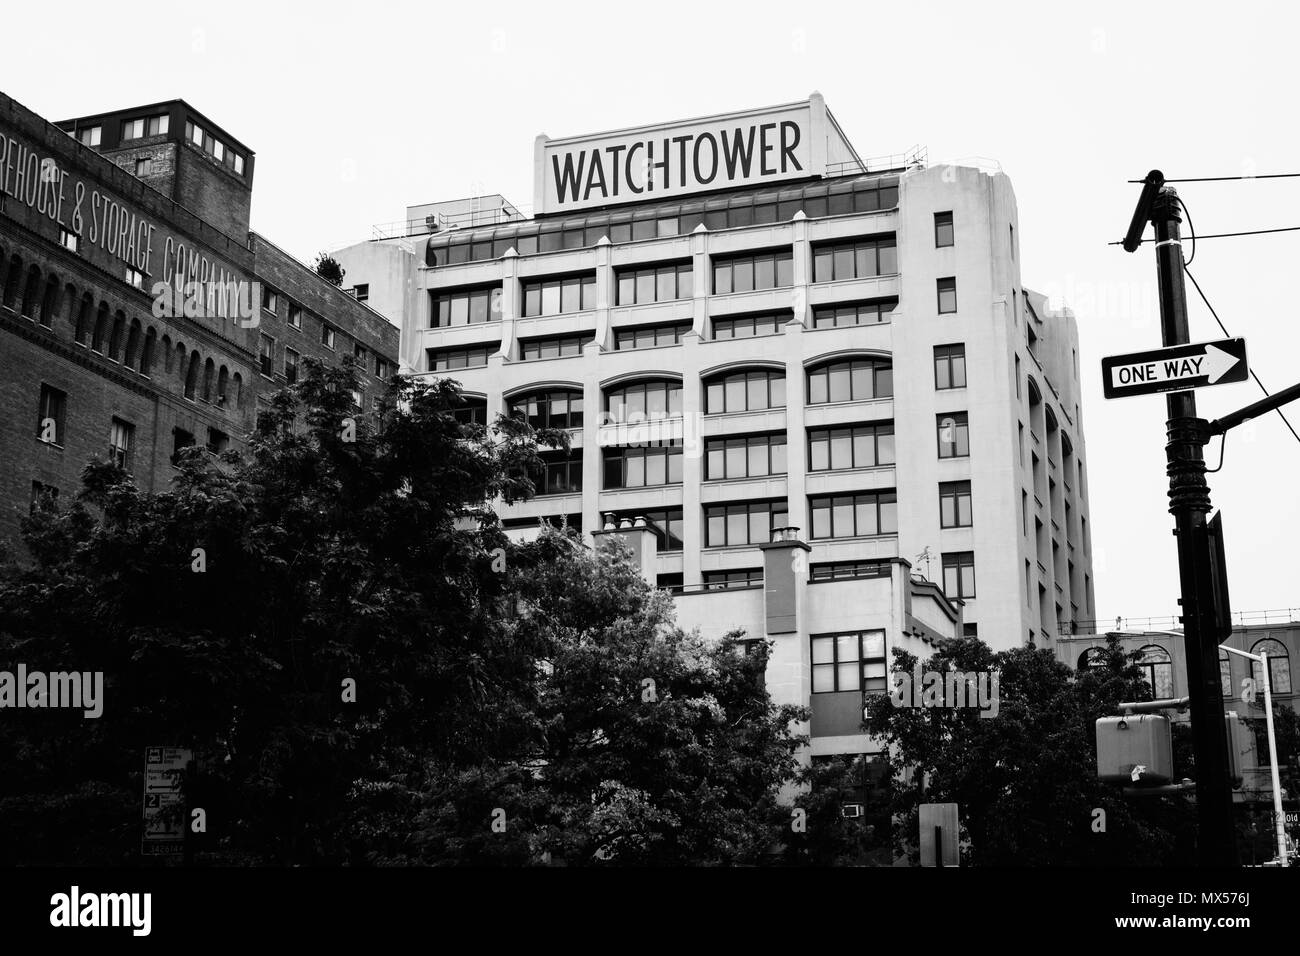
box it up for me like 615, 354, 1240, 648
336, 93, 1096, 764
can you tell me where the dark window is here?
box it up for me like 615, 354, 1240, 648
937, 412, 970, 458
704, 500, 789, 547
288, 303, 302, 328
939, 480, 973, 528
135, 157, 152, 177
810, 491, 897, 539
703, 568, 764, 590
109, 417, 133, 470
614, 322, 692, 350
521, 274, 597, 317
353, 344, 368, 371
1137, 645, 1174, 699
812, 236, 898, 282
207, 427, 229, 454
712, 312, 788, 340
812, 631, 887, 694
704, 369, 785, 414
285, 348, 299, 384
321, 324, 336, 349
809, 561, 890, 582
605, 380, 682, 420
806, 359, 892, 404
705, 433, 787, 480
30, 481, 59, 512
427, 344, 493, 371
431, 286, 500, 327
811, 299, 896, 328
354, 283, 369, 302
452, 397, 489, 426
36, 384, 66, 445
259, 334, 275, 377
808, 423, 895, 470
519, 333, 589, 361
937, 277, 958, 314
712, 248, 794, 294
532, 450, 583, 495
1250, 639, 1292, 694
262, 286, 278, 313
609, 508, 684, 552
935, 344, 967, 389
942, 551, 977, 599
604, 441, 683, 488
171, 428, 195, 465
934, 211, 954, 247
508, 389, 584, 430
615, 262, 693, 305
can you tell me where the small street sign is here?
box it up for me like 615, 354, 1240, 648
1101, 337, 1248, 399
142, 747, 191, 857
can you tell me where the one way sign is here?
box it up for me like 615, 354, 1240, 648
1102, 337, 1248, 399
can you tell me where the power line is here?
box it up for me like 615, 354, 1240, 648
1182, 263, 1300, 447
1127, 173, 1300, 183
1109, 224, 1300, 246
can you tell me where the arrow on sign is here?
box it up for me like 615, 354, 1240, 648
1101, 338, 1248, 399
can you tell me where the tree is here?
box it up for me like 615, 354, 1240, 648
859, 634, 1197, 866
313, 252, 345, 287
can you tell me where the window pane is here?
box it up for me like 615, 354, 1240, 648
714, 262, 732, 294
830, 430, 852, 469
708, 511, 725, 546
618, 274, 635, 305
748, 508, 768, 544
725, 377, 746, 411
732, 259, 753, 293
524, 285, 541, 316
879, 242, 898, 275
829, 365, 851, 403
832, 497, 853, 536
645, 451, 666, 486
813, 665, 835, 693
856, 498, 878, 536
707, 381, 724, 413
747, 373, 767, 410
637, 272, 656, 304
771, 438, 786, 474
878, 429, 895, 464
748, 441, 767, 476
834, 247, 854, 280
836, 633, 859, 664
808, 371, 828, 405
811, 502, 830, 539
678, 265, 693, 298
656, 269, 675, 301
810, 435, 829, 471
755, 255, 775, 290
727, 509, 747, 544
450, 296, 469, 326
853, 430, 875, 467
813, 250, 833, 283
707, 445, 725, 479
542, 282, 561, 315
836, 662, 858, 691
726, 442, 746, 477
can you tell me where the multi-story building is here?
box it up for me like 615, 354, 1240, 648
0, 93, 398, 550
337, 94, 1096, 766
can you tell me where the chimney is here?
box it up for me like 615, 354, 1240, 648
758, 526, 810, 635
591, 513, 658, 587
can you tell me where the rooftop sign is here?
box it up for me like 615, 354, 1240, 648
534, 93, 861, 215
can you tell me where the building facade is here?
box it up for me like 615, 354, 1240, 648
337, 94, 1096, 762
0, 93, 398, 551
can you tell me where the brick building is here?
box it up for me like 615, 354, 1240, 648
0, 92, 398, 552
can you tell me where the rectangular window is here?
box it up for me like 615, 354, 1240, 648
354, 283, 369, 302
77, 126, 101, 147
134, 157, 152, 177
288, 303, 302, 329
521, 274, 597, 317
711, 312, 787, 340
430, 286, 499, 327
811, 299, 896, 328
942, 551, 977, 599
615, 262, 692, 305
939, 480, 973, 528
1015, 354, 1022, 398
610, 508, 684, 552
812, 631, 887, 694
937, 412, 970, 458
59, 228, 79, 253
36, 384, 66, 445
321, 325, 336, 349
934, 211, 954, 247
148, 114, 168, 136
937, 277, 958, 314
232, 154, 245, 176
171, 427, 195, 465
809, 561, 890, 582
934, 344, 967, 389
285, 348, 299, 384
30, 481, 59, 512
704, 369, 785, 414
519, 333, 589, 361
121, 117, 145, 140
603, 441, 683, 489
375, 358, 391, 380
261, 286, 278, 314
811, 236, 898, 282
703, 569, 764, 591
809, 491, 897, 539
704, 433, 787, 480
207, 428, 229, 454
259, 334, 275, 377
806, 359, 892, 404
704, 500, 789, 547
711, 249, 794, 294
109, 417, 134, 470
807, 423, 895, 471
125, 267, 145, 289
428, 344, 493, 371
533, 450, 583, 495
353, 343, 368, 371
613, 322, 691, 350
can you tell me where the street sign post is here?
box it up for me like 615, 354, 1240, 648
141, 747, 191, 857
1102, 338, 1248, 399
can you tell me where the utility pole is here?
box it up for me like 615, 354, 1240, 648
1129, 172, 1238, 865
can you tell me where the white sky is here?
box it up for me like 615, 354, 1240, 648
6, 0, 1299, 626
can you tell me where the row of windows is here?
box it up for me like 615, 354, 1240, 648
712, 249, 794, 295
812, 237, 898, 283
712, 312, 787, 340
258, 331, 387, 382
519, 333, 589, 361
614, 321, 692, 351
616, 262, 692, 305
522, 274, 597, 317
1080, 641, 1294, 699
425, 177, 901, 266
122, 113, 169, 142
185, 120, 246, 176
813, 631, 888, 694
811, 299, 896, 329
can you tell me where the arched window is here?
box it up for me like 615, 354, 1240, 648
141, 328, 157, 375
703, 368, 785, 414
75, 294, 93, 345
1220, 649, 1232, 698
604, 379, 681, 421
509, 389, 583, 430
62, 283, 78, 330
1137, 645, 1174, 699
1250, 639, 1292, 695
806, 356, 892, 404
91, 303, 110, 352
2, 254, 22, 308
202, 358, 215, 402
231, 372, 243, 410
21, 265, 41, 317
217, 365, 229, 405
40, 274, 60, 327
108, 311, 126, 360
1077, 647, 1106, 671
124, 320, 142, 369
452, 395, 488, 426
175, 343, 188, 382
184, 350, 200, 399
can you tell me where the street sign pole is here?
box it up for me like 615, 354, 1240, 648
1149, 182, 1238, 866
